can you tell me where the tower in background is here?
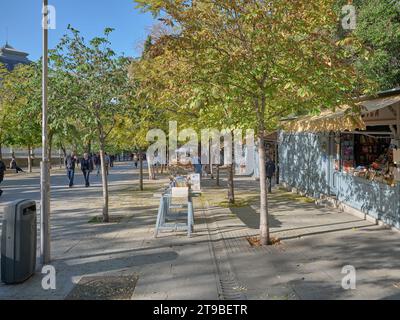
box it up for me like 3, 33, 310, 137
0, 43, 31, 71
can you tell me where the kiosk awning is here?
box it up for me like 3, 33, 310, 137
282, 93, 400, 133
282, 106, 366, 132
360, 94, 400, 112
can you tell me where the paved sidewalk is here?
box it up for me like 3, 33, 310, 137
200, 176, 400, 300
0, 164, 219, 300
1, 166, 400, 300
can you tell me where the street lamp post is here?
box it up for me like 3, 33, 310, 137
40, 0, 51, 265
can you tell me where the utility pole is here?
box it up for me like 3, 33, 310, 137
40, 0, 51, 265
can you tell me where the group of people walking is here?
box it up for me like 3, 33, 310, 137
65, 152, 113, 188
0, 152, 275, 197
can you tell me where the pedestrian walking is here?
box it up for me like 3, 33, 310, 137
134, 153, 138, 169
81, 153, 93, 187
10, 156, 24, 173
265, 158, 276, 193
94, 153, 101, 176
65, 152, 77, 188
110, 154, 115, 167
0, 159, 6, 197
192, 155, 203, 175
104, 153, 110, 175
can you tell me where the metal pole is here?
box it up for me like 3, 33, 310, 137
40, 0, 51, 265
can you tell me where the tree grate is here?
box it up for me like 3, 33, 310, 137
65, 274, 138, 300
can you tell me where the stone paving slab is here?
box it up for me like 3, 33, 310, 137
1, 167, 400, 300
0, 164, 219, 300
200, 176, 400, 300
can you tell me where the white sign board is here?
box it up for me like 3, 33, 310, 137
394, 149, 400, 165
394, 167, 400, 182
189, 174, 201, 191
171, 187, 189, 198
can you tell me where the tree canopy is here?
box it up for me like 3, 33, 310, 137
133, 0, 368, 244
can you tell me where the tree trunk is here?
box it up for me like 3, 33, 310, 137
227, 163, 235, 203
257, 94, 270, 246
99, 145, 110, 223
258, 134, 269, 245
209, 142, 214, 178
227, 131, 235, 203
216, 165, 220, 186
60, 145, 67, 169
61, 145, 67, 158
139, 150, 144, 191
59, 149, 63, 169
0, 143, 2, 160
27, 145, 32, 173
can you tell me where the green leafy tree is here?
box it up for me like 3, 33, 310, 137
0, 64, 11, 159
51, 26, 131, 222
135, 0, 366, 245
337, 0, 400, 90
0, 63, 41, 171
354, 0, 400, 90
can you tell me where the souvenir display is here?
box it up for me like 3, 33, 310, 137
393, 149, 400, 165
341, 134, 354, 172
342, 133, 396, 186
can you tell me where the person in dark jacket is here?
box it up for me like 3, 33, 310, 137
0, 159, 6, 197
92, 153, 100, 176
10, 156, 24, 173
65, 152, 77, 188
109, 154, 114, 168
81, 153, 93, 187
265, 158, 276, 193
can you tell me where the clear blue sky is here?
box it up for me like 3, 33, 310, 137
0, 0, 156, 61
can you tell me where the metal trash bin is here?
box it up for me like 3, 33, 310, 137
1, 200, 37, 284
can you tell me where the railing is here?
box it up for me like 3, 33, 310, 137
154, 188, 197, 238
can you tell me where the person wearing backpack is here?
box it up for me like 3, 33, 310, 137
265, 158, 276, 193
0, 159, 6, 197
65, 152, 77, 188
81, 153, 93, 187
